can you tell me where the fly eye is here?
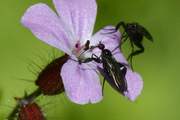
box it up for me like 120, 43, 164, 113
127, 24, 133, 29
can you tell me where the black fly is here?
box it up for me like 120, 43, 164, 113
82, 42, 128, 93
107, 21, 153, 70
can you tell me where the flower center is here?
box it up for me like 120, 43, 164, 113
73, 40, 91, 61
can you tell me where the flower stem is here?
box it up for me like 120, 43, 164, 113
7, 88, 42, 119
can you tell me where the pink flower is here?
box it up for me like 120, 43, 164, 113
21, 0, 143, 104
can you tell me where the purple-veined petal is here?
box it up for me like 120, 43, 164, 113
53, 0, 97, 43
90, 26, 121, 47
21, 3, 76, 56
61, 56, 103, 104
123, 69, 143, 101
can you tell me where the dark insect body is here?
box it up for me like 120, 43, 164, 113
82, 42, 128, 93
108, 21, 153, 70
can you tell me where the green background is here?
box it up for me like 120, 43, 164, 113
0, 0, 179, 120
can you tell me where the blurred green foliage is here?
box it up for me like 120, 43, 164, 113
0, 0, 180, 120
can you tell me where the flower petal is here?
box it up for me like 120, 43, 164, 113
61, 57, 103, 104
90, 26, 121, 48
104, 68, 143, 101
123, 69, 143, 101
21, 3, 76, 55
53, 0, 97, 43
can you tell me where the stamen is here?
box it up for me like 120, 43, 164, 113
84, 40, 90, 51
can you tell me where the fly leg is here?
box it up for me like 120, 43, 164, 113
102, 21, 126, 34
127, 47, 144, 60
82, 53, 102, 63
127, 39, 135, 71
127, 41, 144, 70
102, 75, 106, 96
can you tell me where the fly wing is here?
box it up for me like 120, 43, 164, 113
103, 57, 127, 92
113, 64, 127, 92
140, 26, 153, 41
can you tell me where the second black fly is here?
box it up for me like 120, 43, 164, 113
106, 21, 153, 70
